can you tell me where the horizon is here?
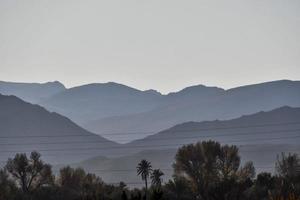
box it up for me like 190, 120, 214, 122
1, 78, 299, 95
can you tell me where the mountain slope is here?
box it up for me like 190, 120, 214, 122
126, 106, 300, 151
39, 82, 164, 125
0, 81, 66, 103
0, 94, 119, 164
69, 107, 300, 185
85, 80, 300, 142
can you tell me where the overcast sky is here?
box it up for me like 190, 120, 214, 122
0, 0, 299, 93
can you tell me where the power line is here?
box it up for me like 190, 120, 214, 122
51, 166, 275, 173
0, 134, 299, 154
102, 121, 300, 136
0, 121, 299, 139
0, 128, 299, 146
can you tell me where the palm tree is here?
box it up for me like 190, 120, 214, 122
150, 169, 164, 187
137, 159, 152, 199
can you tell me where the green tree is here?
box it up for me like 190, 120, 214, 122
137, 159, 152, 199
5, 151, 53, 194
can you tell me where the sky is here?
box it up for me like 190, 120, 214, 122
0, 0, 299, 93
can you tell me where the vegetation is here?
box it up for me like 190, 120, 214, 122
136, 159, 152, 199
0, 141, 299, 200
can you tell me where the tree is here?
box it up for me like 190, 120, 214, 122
164, 176, 194, 200
0, 169, 17, 200
237, 161, 256, 181
274, 153, 300, 199
276, 153, 300, 180
137, 159, 152, 199
58, 166, 105, 199
121, 190, 128, 200
173, 140, 221, 199
5, 151, 53, 194
150, 169, 164, 188
218, 145, 240, 180
173, 141, 255, 200
249, 172, 275, 200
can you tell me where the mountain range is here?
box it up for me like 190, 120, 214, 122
0, 88, 299, 184
0, 81, 65, 103
85, 80, 300, 142
1, 80, 300, 143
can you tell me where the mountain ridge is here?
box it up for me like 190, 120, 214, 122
1, 79, 300, 143
0, 93, 119, 164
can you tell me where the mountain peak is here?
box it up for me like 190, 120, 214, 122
167, 84, 224, 97
45, 81, 66, 88
144, 89, 162, 96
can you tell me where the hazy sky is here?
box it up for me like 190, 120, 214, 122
0, 0, 299, 93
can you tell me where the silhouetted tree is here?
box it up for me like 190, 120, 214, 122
2, 148, 299, 200
58, 166, 105, 199
5, 151, 53, 194
237, 161, 256, 181
173, 141, 255, 199
218, 145, 241, 180
151, 169, 164, 188
164, 176, 194, 200
0, 169, 17, 200
122, 190, 128, 200
276, 153, 300, 180
137, 159, 152, 200
273, 153, 300, 199
174, 141, 221, 199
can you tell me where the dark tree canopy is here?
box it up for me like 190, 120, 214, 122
173, 141, 255, 199
5, 151, 53, 193
0, 143, 299, 200
150, 169, 164, 187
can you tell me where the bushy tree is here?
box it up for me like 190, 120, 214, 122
0, 169, 17, 200
276, 153, 300, 180
1, 147, 299, 200
218, 145, 240, 180
173, 141, 255, 199
58, 166, 105, 199
5, 151, 54, 194
164, 176, 194, 200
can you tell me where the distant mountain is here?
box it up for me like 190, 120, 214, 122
85, 80, 300, 142
2, 80, 300, 143
0, 81, 66, 103
39, 82, 164, 125
126, 106, 300, 150
0, 94, 119, 164
68, 107, 300, 185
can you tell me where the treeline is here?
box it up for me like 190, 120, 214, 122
0, 141, 300, 200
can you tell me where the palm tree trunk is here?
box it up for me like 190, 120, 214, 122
145, 177, 148, 200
